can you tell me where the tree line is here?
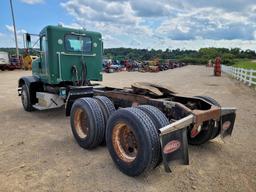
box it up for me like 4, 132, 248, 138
104, 47, 256, 65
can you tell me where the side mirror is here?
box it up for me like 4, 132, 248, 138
26, 33, 31, 42
24, 33, 31, 48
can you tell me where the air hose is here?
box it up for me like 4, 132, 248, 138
79, 32, 91, 86
71, 65, 79, 86
81, 61, 91, 86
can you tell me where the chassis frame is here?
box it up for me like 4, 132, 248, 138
18, 79, 236, 172
63, 83, 236, 172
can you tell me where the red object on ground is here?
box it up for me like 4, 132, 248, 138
214, 57, 221, 76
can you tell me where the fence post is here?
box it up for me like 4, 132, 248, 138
243, 69, 245, 83
242, 68, 245, 82
240, 68, 243, 81
244, 69, 248, 84
246, 69, 249, 84
239, 68, 241, 81
249, 69, 253, 86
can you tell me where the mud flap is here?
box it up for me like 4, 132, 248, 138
220, 108, 236, 138
159, 114, 194, 172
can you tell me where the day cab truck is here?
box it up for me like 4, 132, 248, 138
18, 25, 236, 176
0, 51, 10, 71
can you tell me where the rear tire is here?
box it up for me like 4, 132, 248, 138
106, 107, 160, 176
94, 96, 116, 124
21, 84, 34, 112
188, 96, 221, 145
94, 96, 116, 144
137, 105, 169, 130
137, 105, 169, 166
187, 121, 215, 145
70, 98, 105, 149
194, 96, 220, 107
195, 96, 221, 140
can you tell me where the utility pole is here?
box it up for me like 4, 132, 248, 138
9, 0, 19, 60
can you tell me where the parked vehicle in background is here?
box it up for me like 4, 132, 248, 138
9, 55, 22, 70
0, 51, 10, 71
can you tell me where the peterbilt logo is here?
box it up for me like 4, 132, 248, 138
222, 121, 231, 131
163, 140, 181, 154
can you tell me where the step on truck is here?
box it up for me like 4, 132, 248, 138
18, 25, 236, 176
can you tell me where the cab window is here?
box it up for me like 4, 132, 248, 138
65, 35, 92, 53
41, 36, 47, 52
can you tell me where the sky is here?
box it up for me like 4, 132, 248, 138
1, 0, 256, 50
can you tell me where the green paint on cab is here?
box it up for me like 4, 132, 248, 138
32, 25, 103, 84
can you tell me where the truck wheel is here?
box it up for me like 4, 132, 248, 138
195, 96, 221, 140
137, 105, 169, 166
70, 98, 105, 149
21, 84, 34, 112
137, 105, 169, 130
106, 108, 160, 176
94, 96, 116, 124
94, 96, 116, 144
187, 121, 215, 145
194, 95, 220, 107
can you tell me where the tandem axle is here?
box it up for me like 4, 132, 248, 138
18, 80, 236, 176
18, 25, 236, 176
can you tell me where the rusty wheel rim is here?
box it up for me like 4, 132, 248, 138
74, 108, 88, 139
112, 122, 138, 163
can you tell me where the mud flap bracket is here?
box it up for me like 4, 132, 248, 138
159, 114, 194, 172
220, 107, 236, 138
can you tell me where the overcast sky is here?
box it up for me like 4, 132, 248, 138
1, 0, 256, 50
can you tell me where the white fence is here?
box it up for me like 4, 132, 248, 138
222, 65, 256, 86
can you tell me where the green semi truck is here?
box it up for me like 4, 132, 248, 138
18, 25, 236, 176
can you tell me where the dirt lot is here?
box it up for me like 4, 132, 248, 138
0, 65, 255, 192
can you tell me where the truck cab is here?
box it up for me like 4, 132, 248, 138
18, 25, 104, 111
32, 25, 103, 84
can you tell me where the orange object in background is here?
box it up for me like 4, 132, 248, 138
22, 48, 32, 70
214, 57, 221, 76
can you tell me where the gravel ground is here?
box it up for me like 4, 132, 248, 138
0, 65, 255, 192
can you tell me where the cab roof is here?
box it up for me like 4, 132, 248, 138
39, 25, 102, 37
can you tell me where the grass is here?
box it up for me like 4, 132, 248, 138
233, 59, 256, 70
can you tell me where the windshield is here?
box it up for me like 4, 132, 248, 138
65, 35, 92, 53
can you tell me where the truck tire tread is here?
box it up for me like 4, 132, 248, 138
106, 107, 160, 176
70, 97, 105, 149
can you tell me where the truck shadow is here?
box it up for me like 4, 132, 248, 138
188, 140, 223, 153
32, 106, 66, 119
8, 106, 68, 122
